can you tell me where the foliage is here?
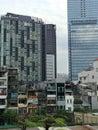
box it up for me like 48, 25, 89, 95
92, 109, 98, 112
19, 119, 37, 127
74, 99, 83, 104
19, 114, 66, 130
29, 115, 45, 122
54, 118, 66, 127
2, 109, 18, 125
38, 109, 46, 115
55, 110, 67, 115
54, 110, 74, 125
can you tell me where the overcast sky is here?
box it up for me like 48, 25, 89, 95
0, 0, 68, 74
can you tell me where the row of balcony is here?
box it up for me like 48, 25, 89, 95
0, 93, 7, 95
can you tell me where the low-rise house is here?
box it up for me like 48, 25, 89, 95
7, 68, 18, 112
27, 87, 38, 115
78, 58, 98, 110
0, 66, 8, 125
40, 79, 74, 113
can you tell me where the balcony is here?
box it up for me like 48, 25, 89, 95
47, 88, 56, 91
0, 85, 7, 88
18, 103, 27, 108
0, 77, 7, 80
8, 69, 18, 76
47, 95, 56, 98
27, 98, 38, 105
47, 95, 56, 100
7, 107, 18, 111
28, 96, 38, 99
47, 99, 56, 107
65, 92, 73, 96
8, 99, 18, 107
0, 93, 7, 98
47, 104, 56, 106
0, 93, 7, 95
18, 95, 27, 99
0, 72, 7, 77
0, 104, 6, 109
28, 104, 38, 108
0, 98, 6, 108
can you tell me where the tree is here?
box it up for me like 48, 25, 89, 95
43, 115, 66, 130
19, 114, 66, 130
54, 110, 74, 126
2, 109, 18, 125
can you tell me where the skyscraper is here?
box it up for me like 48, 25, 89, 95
43, 24, 56, 80
68, 0, 98, 81
0, 13, 56, 83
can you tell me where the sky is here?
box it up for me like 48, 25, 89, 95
0, 0, 68, 74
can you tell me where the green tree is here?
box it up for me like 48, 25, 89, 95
2, 109, 18, 125
55, 110, 74, 126
19, 114, 66, 130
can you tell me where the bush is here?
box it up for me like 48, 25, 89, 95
2, 109, 18, 124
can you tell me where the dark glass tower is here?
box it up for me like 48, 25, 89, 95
68, 0, 98, 81
42, 24, 56, 80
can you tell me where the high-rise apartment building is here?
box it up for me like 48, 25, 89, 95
68, 0, 98, 81
0, 13, 56, 83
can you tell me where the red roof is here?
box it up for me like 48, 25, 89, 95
95, 58, 98, 61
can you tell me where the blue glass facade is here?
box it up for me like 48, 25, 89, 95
68, 0, 98, 81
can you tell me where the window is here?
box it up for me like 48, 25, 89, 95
27, 66, 30, 75
21, 57, 24, 70
0, 99, 5, 105
32, 62, 35, 71
15, 48, 18, 61
10, 20, 13, 25
60, 105, 63, 109
67, 99, 69, 103
92, 75, 94, 79
32, 40, 35, 53
70, 99, 72, 104
68, 107, 71, 111
32, 22, 35, 31
19, 108, 27, 114
0, 82, 4, 86
27, 44, 30, 57
96, 68, 98, 72
15, 21, 18, 34
4, 29, 6, 42
57, 96, 60, 100
27, 27, 30, 39
3, 56, 6, 65
84, 77, 86, 80
21, 30, 24, 48
80, 77, 82, 80
10, 38, 12, 56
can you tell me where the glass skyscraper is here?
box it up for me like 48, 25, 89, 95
68, 0, 98, 81
44, 24, 56, 80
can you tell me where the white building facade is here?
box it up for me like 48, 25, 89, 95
78, 58, 98, 110
46, 54, 55, 80
78, 58, 98, 84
